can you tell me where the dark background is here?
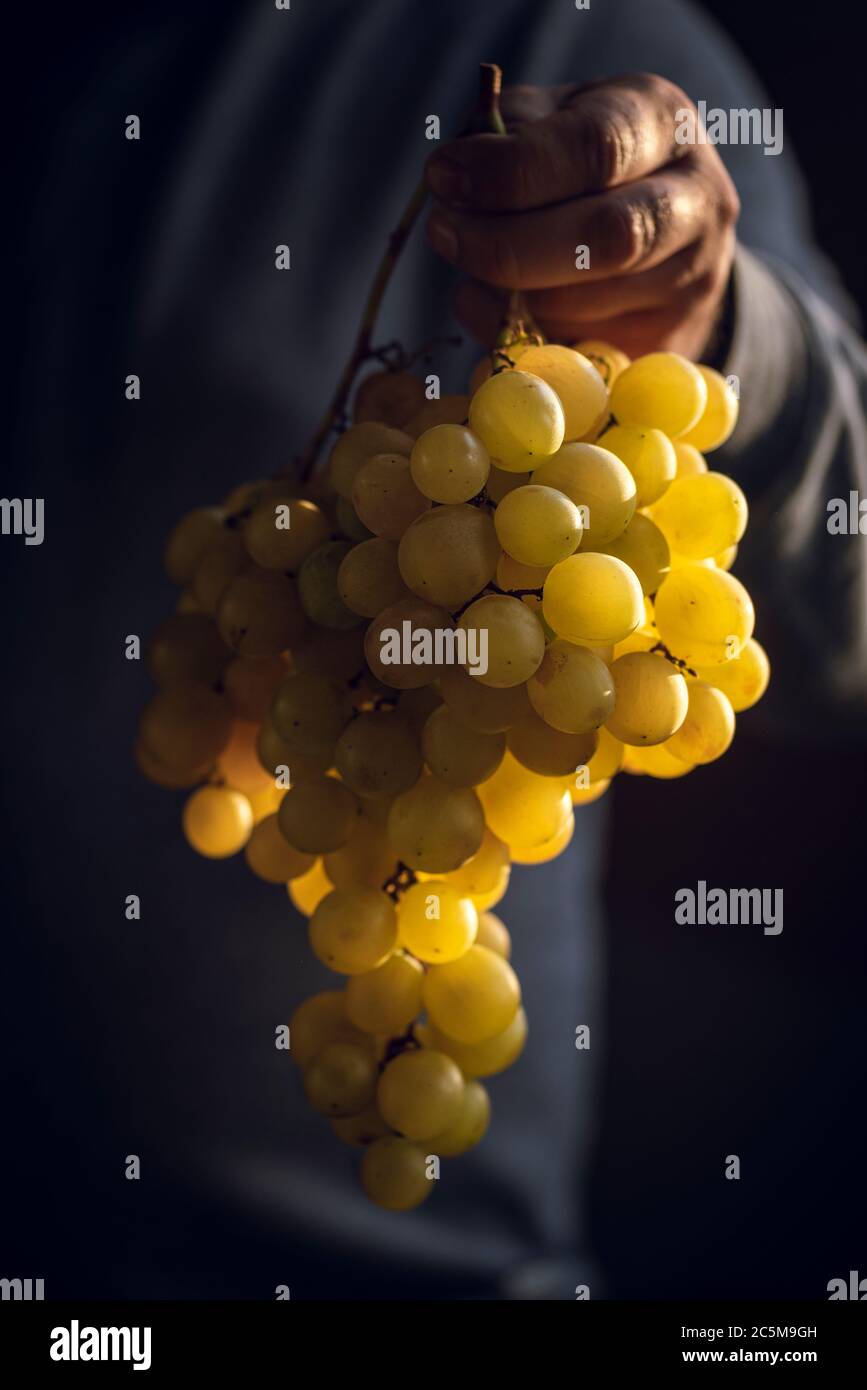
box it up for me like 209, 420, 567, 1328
5, 1, 865, 1300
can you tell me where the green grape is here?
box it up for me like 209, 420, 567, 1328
270, 672, 352, 766
364, 597, 455, 691
532, 442, 635, 544
308, 887, 397, 974
345, 953, 425, 1035
223, 653, 288, 721
256, 717, 325, 780
649, 472, 748, 560
468, 369, 565, 471
543, 552, 643, 645
655, 564, 754, 665
409, 424, 491, 503
397, 880, 478, 963
666, 681, 735, 763
477, 751, 572, 850
511, 808, 576, 860
146, 613, 229, 688
486, 465, 531, 502
440, 829, 510, 899
610, 351, 708, 436
288, 991, 368, 1068
597, 424, 676, 506
360, 1135, 433, 1211
330, 1105, 391, 1147
216, 719, 274, 794
165, 507, 226, 586
673, 441, 708, 477
135, 739, 212, 789
421, 704, 505, 787
335, 494, 372, 542
353, 369, 426, 427
422, 945, 521, 1044
512, 343, 608, 441
192, 529, 248, 615
377, 1049, 465, 1140
244, 813, 314, 883
396, 684, 443, 735
527, 639, 615, 733
508, 709, 598, 776
334, 711, 422, 798
292, 626, 365, 681
297, 540, 363, 630
387, 775, 485, 872
329, 422, 413, 498
587, 512, 670, 596
323, 817, 398, 890
457, 594, 545, 688
397, 503, 499, 609
337, 538, 407, 617
571, 337, 630, 388
475, 912, 511, 959
182, 785, 253, 858
139, 682, 232, 771
418, 1008, 527, 1078
278, 775, 360, 853
303, 1042, 379, 1116
243, 496, 330, 572
352, 453, 430, 539
438, 665, 532, 732
404, 394, 471, 440
586, 726, 624, 781
679, 365, 739, 451
287, 859, 334, 917
495, 552, 549, 594
694, 637, 770, 712
625, 742, 694, 778
429, 1080, 491, 1156
217, 569, 308, 656
605, 652, 689, 745
493, 485, 583, 567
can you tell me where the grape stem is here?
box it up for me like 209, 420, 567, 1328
649, 640, 697, 679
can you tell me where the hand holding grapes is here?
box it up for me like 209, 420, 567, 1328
426, 73, 740, 359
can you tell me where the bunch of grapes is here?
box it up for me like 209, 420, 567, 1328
136, 336, 769, 1211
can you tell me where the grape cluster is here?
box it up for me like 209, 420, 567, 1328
136, 337, 768, 1211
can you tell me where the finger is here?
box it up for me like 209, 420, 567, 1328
427, 160, 708, 289
523, 239, 716, 325
427, 73, 692, 211
453, 279, 508, 347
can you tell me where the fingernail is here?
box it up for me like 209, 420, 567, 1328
427, 156, 472, 205
427, 209, 459, 263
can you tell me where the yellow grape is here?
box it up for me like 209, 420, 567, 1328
533, 442, 635, 544
218, 569, 308, 656
323, 817, 398, 891
586, 726, 624, 781
345, 953, 425, 1035
543, 553, 644, 646
287, 859, 333, 917
217, 720, 274, 794
610, 351, 707, 436
679, 365, 739, 451
223, 653, 287, 722
440, 829, 510, 898
694, 637, 770, 711
256, 717, 323, 781
146, 613, 229, 687
191, 530, 249, 618
468, 369, 565, 471
397, 503, 499, 608
475, 911, 511, 958
165, 507, 226, 586
135, 740, 211, 790
508, 709, 597, 776
182, 785, 253, 858
404, 394, 471, 440
477, 750, 572, 849
409, 424, 490, 503
361, 1135, 433, 1211
243, 496, 330, 572
494, 485, 583, 567
246, 782, 284, 824
627, 743, 694, 779
569, 778, 612, 805
422, 945, 520, 1044
510, 811, 575, 863
512, 344, 608, 440
398, 880, 478, 963
650, 472, 747, 560
715, 544, 738, 571
353, 369, 425, 427
288, 990, 368, 1068
486, 465, 531, 502
666, 681, 735, 764
597, 424, 676, 506
571, 338, 630, 387
387, 775, 485, 872
469, 866, 511, 912
527, 639, 615, 733
377, 1049, 464, 1140
278, 775, 360, 853
495, 552, 549, 594
352, 453, 430, 539
417, 1008, 527, 1078
270, 672, 352, 767
139, 682, 232, 772
245, 813, 314, 883
335, 494, 372, 542
297, 540, 363, 631
589, 512, 670, 595
457, 594, 545, 687
329, 422, 413, 498
303, 1042, 378, 1117
438, 665, 532, 732
605, 652, 689, 745
421, 704, 505, 787
364, 597, 455, 690
309, 888, 397, 974
673, 440, 708, 477
330, 1106, 390, 1147
429, 1080, 490, 1156
655, 564, 755, 665
337, 538, 408, 617
334, 711, 422, 798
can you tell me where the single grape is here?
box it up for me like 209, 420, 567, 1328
438, 664, 532, 732
476, 751, 572, 850
410, 424, 490, 503
468, 369, 565, 471
679, 365, 739, 451
303, 1042, 379, 1117
287, 860, 334, 918
223, 653, 288, 721
508, 709, 598, 775
352, 453, 431, 539
511, 343, 608, 440
457, 594, 545, 688
597, 424, 676, 507
308, 888, 397, 974
337, 538, 408, 617
694, 637, 770, 712
245, 813, 314, 883
417, 1008, 527, 1078
649, 472, 748, 560
422, 945, 521, 1044
571, 338, 630, 387
610, 351, 708, 436
429, 1080, 491, 1157
654, 564, 754, 665
494, 484, 583, 567
165, 507, 225, 586
139, 682, 232, 772
398, 503, 499, 608
352, 369, 426, 427
288, 990, 368, 1068
377, 1049, 465, 1140
217, 569, 308, 656
270, 672, 352, 766
543, 552, 644, 645
217, 719, 275, 793
334, 711, 422, 799
475, 910, 511, 958
323, 817, 398, 891
297, 540, 364, 630
364, 596, 455, 690
421, 704, 505, 787
666, 680, 736, 763
182, 785, 253, 858
404, 394, 471, 440
527, 639, 615, 733
387, 775, 485, 872
360, 1135, 433, 1211
345, 953, 425, 1035
278, 775, 360, 854
605, 652, 689, 745
532, 441, 636, 545
398, 880, 478, 963
329, 422, 413, 498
